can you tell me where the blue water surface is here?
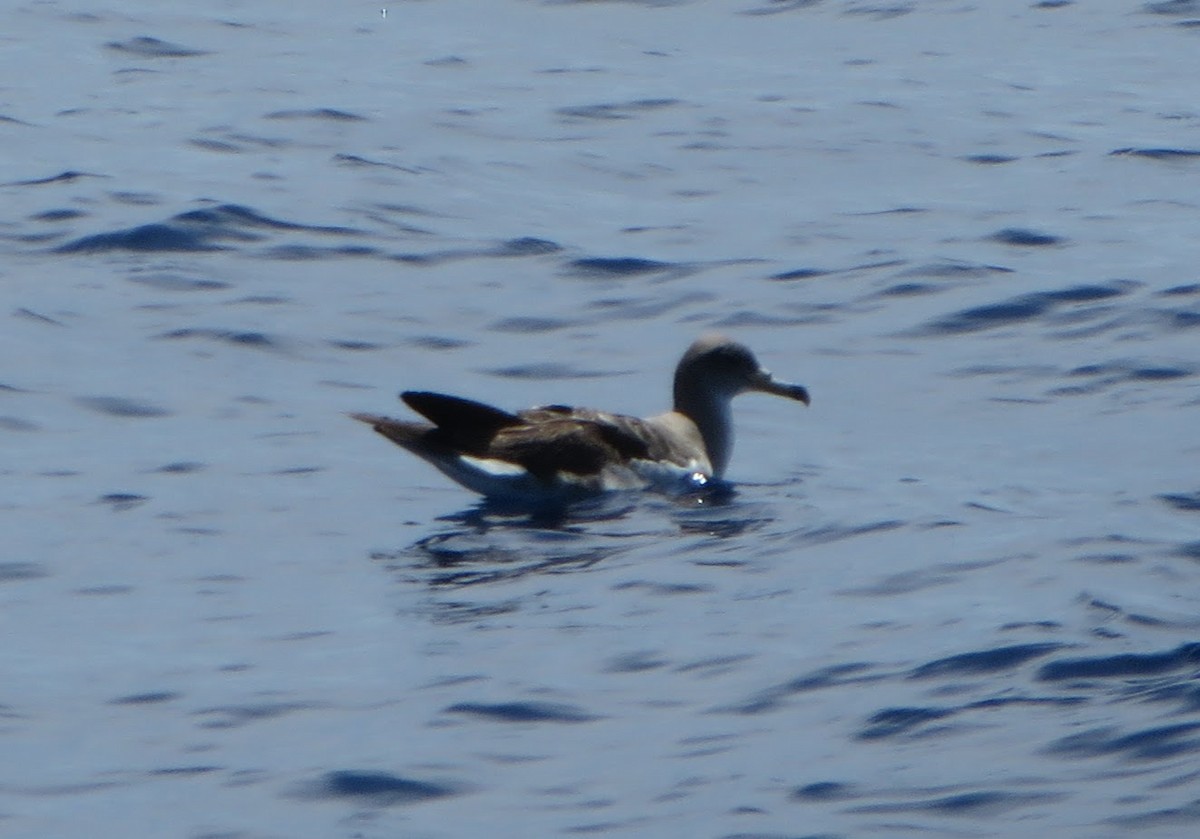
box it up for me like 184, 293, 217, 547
2, 2, 1199, 837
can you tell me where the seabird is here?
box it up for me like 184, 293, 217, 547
351, 334, 810, 502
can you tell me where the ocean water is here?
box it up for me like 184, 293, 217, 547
2, 1, 1199, 837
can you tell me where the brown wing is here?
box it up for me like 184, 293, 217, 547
520, 407, 655, 458
363, 392, 692, 481
487, 419, 632, 479
496, 406, 703, 479
530, 407, 702, 465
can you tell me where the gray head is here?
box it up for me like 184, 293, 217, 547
674, 334, 810, 408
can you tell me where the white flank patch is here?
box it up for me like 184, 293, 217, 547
459, 455, 528, 477
627, 458, 709, 492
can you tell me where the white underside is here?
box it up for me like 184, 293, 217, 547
427, 453, 710, 502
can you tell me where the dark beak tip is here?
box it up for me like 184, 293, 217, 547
777, 382, 810, 406
755, 373, 809, 406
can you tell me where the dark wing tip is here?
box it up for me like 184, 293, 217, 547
401, 391, 521, 431
348, 411, 387, 426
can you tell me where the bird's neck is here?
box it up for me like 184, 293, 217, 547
674, 378, 734, 477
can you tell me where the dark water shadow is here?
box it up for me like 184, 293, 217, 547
369, 483, 776, 622
914, 281, 1134, 337
830, 635, 1200, 761
290, 769, 464, 806
54, 203, 360, 254
372, 496, 631, 595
